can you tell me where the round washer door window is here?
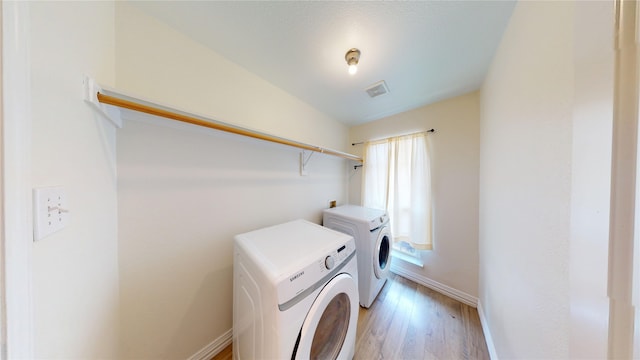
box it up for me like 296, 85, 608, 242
294, 273, 358, 360
373, 227, 392, 279
310, 292, 349, 359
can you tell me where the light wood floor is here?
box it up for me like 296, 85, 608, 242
214, 273, 489, 360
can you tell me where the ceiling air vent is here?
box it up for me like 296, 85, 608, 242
365, 80, 390, 98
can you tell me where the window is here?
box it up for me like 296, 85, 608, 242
362, 132, 433, 262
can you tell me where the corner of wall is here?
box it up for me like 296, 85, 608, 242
390, 265, 478, 307
477, 300, 498, 360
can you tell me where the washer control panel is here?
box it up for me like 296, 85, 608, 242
324, 256, 335, 270
276, 237, 355, 307
318, 241, 354, 274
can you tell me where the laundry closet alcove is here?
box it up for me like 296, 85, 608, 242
90, 76, 357, 359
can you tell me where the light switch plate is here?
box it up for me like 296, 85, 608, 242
33, 186, 69, 241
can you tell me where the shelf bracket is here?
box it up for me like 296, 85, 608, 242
300, 150, 314, 176
83, 75, 122, 128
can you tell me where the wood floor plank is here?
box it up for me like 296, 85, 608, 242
214, 273, 489, 360
461, 304, 491, 360
380, 276, 417, 359
354, 275, 406, 359
399, 279, 435, 359
210, 342, 232, 360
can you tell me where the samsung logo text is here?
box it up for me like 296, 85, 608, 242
290, 271, 304, 282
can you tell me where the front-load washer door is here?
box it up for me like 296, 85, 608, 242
373, 226, 392, 279
293, 273, 358, 360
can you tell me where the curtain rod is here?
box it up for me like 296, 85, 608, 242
95, 92, 363, 162
351, 128, 435, 146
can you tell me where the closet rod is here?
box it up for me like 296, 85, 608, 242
96, 92, 362, 162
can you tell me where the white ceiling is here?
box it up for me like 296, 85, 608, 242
131, 1, 516, 126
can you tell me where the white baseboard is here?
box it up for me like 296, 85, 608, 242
477, 300, 498, 360
390, 265, 478, 307
188, 328, 232, 360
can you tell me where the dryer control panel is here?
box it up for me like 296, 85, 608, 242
369, 213, 389, 231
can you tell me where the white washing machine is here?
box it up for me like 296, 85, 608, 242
323, 205, 392, 308
233, 219, 359, 360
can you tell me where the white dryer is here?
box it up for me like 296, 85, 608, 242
233, 219, 359, 360
323, 205, 392, 308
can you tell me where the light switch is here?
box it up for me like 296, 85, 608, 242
33, 186, 70, 241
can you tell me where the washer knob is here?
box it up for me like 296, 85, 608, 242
324, 256, 335, 270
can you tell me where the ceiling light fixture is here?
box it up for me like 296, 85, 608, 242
345, 48, 361, 75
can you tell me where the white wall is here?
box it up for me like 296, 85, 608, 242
479, 1, 613, 358
0, 3, 5, 354
479, 2, 573, 358
115, 3, 348, 152
3, 3, 35, 356
349, 92, 480, 300
29, 2, 119, 358
115, 4, 351, 359
0, 3, 4, 351
569, 1, 613, 358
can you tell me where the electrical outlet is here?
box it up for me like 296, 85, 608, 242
330, 200, 337, 208
33, 186, 70, 241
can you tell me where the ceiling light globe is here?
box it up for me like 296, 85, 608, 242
345, 48, 360, 75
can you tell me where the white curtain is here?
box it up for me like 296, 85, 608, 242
362, 133, 432, 250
